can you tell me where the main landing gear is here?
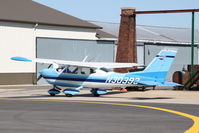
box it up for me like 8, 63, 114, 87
48, 86, 108, 97
91, 88, 107, 97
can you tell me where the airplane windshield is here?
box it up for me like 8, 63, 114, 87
56, 66, 65, 73
57, 66, 78, 74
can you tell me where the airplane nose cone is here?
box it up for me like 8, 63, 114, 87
38, 69, 57, 77
39, 69, 47, 76
39, 70, 43, 74
38, 69, 49, 77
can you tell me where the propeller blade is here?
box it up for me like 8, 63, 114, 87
37, 75, 43, 81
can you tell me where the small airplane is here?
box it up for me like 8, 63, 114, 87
11, 49, 180, 97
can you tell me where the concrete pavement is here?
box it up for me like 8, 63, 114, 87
0, 85, 199, 105
0, 85, 199, 133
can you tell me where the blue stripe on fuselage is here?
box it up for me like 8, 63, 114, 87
44, 76, 107, 83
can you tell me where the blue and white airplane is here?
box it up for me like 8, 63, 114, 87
11, 49, 180, 97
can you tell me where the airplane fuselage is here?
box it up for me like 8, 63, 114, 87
40, 68, 142, 89
12, 49, 179, 96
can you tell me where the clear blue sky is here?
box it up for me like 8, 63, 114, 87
34, 0, 199, 29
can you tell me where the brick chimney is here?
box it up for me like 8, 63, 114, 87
115, 8, 137, 73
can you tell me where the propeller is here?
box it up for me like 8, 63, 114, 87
37, 74, 43, 81
37, 64, 54, 82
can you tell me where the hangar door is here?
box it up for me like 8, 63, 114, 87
36, 38, 115, 84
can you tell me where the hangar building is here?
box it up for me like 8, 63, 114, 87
0, 0, 115, 85
0, 0, 198, 85
91, 21, 199, 81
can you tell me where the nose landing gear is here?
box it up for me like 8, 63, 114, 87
48, 85, 61, 96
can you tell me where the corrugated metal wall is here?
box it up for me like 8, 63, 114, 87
137, 45, 144, 64
36, 38, 115, 84
144, 43, 198, 81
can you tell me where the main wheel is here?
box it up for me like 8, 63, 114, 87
93, 93, 100, 97
91, 88, 100, 97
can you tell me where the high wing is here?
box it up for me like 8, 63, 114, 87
11, 57, 143, 69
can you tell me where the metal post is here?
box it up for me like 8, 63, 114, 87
190, 11, 195, 81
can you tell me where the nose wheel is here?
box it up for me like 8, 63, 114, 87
65, 94, 73, 97
48, 86, 61, 96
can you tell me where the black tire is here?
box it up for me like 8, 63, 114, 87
65, 94, 73, 97
50, 93, 55, 96
91, 88, 100, 97
93, 93, 100, 97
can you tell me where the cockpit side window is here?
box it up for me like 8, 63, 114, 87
65, 66, 78, 74
81, 68, 89, 75
56, 66, 96, 75
81, 68, 95, 75
90, 68, 95, 74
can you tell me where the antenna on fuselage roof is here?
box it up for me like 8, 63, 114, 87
82, 55, 95, 62
82, 55, 100, 62
82, 56, 88, 62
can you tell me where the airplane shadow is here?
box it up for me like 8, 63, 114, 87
5, 91, 173, 101
131, 97, 173, 100
6, 93, 97, 99
75, 91, 127, 97
5, 95, 63, 99
6, 91, 127, 99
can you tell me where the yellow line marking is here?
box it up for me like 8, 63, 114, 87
0, 98, 198, 133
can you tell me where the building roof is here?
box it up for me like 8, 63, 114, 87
0, 0, 100, 29
90, 21, 199, 44
96, 29, 117, 39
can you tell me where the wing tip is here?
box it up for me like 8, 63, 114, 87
11, 57, 32, 62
